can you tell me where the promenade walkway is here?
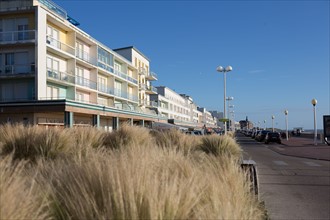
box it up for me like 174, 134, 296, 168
268, 137, 330, 161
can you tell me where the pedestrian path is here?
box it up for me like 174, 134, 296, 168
268, 137, 330, 161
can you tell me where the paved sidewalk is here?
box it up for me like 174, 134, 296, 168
268, 137, 330, 161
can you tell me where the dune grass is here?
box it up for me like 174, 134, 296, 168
0, 123, 265, 219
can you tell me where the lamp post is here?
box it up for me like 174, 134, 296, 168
311, 99, 317, 145
284, 110, 289, 141
271, 115, 275, 132
227, 96, 234, 131
216, 65, 232, 135
264, 120, 266, 130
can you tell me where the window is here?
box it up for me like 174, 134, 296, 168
114, 80, 122, 97
98, 76, 107, 92
76, 92, 84, 102
17, 18, 28, 40
5, 53, 14, 73
47, 86, 59, 99
76, 41, 84, 59
98, 47, 113, 66
47, 57, 59, 78
76, 66, 84, 86
114, 62, 121, 72
47, 25, 59, 48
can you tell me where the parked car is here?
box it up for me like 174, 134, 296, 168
255, 130, 271, 142
264, 132, 281, 144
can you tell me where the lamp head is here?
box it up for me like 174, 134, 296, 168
284, 110, 288, 115
216, 66, 224, 72
225, 66, 233, 72
311, 98, 317, 106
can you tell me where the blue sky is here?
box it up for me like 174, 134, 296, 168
57, 0, 329, 130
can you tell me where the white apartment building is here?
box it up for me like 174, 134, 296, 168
150, 86, 205, 129
0, 0, 165, 129
197, 107, 217, 128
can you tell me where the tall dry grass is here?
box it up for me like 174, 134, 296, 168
0, 155, 51, 219
0, 123, 265, 219
198, 134, 242, 160
0, 123, 72, 161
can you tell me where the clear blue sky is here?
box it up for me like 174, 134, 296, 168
57, 0, 329, 130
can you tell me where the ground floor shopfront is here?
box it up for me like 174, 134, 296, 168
0, 100, 167, 131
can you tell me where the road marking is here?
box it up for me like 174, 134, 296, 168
273, 160, 288, 166
303, 161, 321, 167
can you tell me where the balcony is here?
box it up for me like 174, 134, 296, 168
46, 35, 75, 56
47, 68, 75, 84
139, 83, 147, 90
0, 64, 35, 77
145, 85, 158, 94
114, 88, 128, 99
128, 93, 138, 102
138, 67, 147, 75
76, 49, 97, 65
146, 71, 157, 81
97, 84, 114, 96
76, 76, 97, 90
0, 30, 36, 44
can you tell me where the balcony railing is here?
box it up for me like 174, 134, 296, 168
46, 35, 75, 55
146, 85, 157, 93
76, 49, 97, 65
114, 88, 128, 99
97, 84, 114, 96
0, 64, 35, 76
76, 76, 97, 90
128, 93, 138, 102
146, 71, 158, 80
127, 76, 138, 84
38, 0, 67, 19
47, 68, 75, 83
0, 30, 36, 44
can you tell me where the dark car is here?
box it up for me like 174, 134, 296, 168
264, 132, 281, 144
255, 130, 271, 142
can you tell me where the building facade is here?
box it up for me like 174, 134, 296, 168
0, 0, 165, 129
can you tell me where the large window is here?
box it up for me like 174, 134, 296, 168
97, 47, 113, 72
46, 25, 59, 48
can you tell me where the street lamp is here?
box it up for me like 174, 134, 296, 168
264, 120, 266, 130
216, 65, 232, 135
311, 98, 317, 145
271, 115, 275, 132
284, 110, 289, 141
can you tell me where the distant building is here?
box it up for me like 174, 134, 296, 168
150, 86, 203, 128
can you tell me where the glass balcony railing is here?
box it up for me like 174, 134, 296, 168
146, 71, 158, 80
76, 49, 97, 65
76, 76, 97, 90
146, 85, 157, 93
0, 30, 36, 44
114, 88, 128, 99
128, 93, 138, 102
0, 64, 35, 76
114, 69, 138, 85
97, 84, 114, 96
46, 35, 75, 55
38, 0, 67, 19
47, 68, 75, 83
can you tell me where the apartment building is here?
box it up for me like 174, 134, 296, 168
113, 46, 158, 114
197, 107, 217, 128
0, 0, 165, 129
150, 86, 205, 128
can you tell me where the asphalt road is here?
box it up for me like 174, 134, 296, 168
237, 133, 330, 220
